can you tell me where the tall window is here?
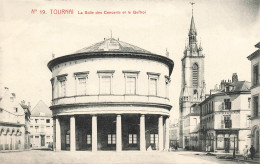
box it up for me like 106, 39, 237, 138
78, 78, 86, 95
150, 133, 158, 144
224, 116, 232, 128
253, 64, 259, 86
74, 71, 89, 96
224, 99, 231, 110
100, 76, 112, 94
57, 74, 67, 98
253, 96, 259, 117
87, 134, 91, 144
149, 78, 157, 96
129, 134, 137, 144
123, 71, 139, 95
126, 77, 136, 94
108, 134, 116, 145
98, 70, 115, 95
60, 80, 66, 97
147, 72, 160, 96
192, 63, 198, 87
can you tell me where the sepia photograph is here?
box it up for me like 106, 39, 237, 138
0, 0, 259, 163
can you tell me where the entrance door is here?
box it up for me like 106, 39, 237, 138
41, 135, 45, 146
224, 138, 230, 153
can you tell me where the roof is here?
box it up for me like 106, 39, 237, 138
247, 49, 260, 60
230, 81, 251, 92
47, 38, 174, 76
76, 38, 151, 54
31, 100, 52, 117
189, 15, 197, 36
200, 81, 251, 105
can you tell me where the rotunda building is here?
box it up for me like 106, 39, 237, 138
47, 38, 174, 152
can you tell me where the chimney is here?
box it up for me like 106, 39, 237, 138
232, 73, 238, 83
4, 87, 9, 90
11, 93, 16, 98
21, 100, 25, 105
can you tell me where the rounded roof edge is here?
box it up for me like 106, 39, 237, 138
47, 51, 174, 76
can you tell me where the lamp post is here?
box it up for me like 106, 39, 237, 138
233, 136, 236, 158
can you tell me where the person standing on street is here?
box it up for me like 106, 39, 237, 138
243, 145, 249, 160
250, 145, 256, 160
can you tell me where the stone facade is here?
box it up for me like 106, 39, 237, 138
47, 38, 174, 151
29, 100, 53, 148
247, 42, 260, 155
0, 87, 30, 151
179, 12, 206, 148
199, 75, 251, 154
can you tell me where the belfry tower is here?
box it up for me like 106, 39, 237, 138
179, 4, 206, 148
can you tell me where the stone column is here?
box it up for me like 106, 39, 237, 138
116, 114, 122, 152
140, 115, 146, 151
158, 115, 163, 151
165, 117, 170, 151
70, 116, 76, 151
55, 117, 61, 151
92, 115, 97, 152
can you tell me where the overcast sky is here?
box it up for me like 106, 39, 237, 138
0, 0, 259, 121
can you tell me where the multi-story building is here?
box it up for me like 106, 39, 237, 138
29, 100, 53, 148
179, 10, 206, 148
247, 42, 260, 154
186, 104, 200, 150
0, 87, 30, 151
169, 120, 179, 148
199, 73, 251, 154
47, 37, 174, 152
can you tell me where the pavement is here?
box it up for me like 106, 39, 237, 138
0, 149, 259, 164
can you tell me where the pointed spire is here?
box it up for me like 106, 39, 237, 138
189, 15, 197, 36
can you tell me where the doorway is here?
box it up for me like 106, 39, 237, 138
41, 135, 45, 146
224, 138, 230, 153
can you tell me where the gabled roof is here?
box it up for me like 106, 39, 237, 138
76, 38, 151, 54
31, 100, 51, 117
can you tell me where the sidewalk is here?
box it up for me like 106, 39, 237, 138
200, 151, 259, 163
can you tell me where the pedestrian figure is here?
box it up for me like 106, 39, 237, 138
243, 145, 249, 160
250, 145, 256, 160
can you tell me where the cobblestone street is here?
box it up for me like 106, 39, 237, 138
0, 150, 259, 164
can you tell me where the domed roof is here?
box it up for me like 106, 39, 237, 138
76, 38, 151, 54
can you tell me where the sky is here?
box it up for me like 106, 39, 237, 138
0, 0, 259, 121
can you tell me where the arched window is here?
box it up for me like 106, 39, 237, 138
192, 63, 199, 87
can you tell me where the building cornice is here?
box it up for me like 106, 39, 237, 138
47, 51, 174, 76
50, 102, 172, 110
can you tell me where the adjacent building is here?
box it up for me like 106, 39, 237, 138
47, 37, 174, 151
247, 42, 260, 154
199, 74, 251, 154
169, 120, 179, 148
0, 87, 30, 151
29, 100, 53, 148
179, 11, 206, 148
